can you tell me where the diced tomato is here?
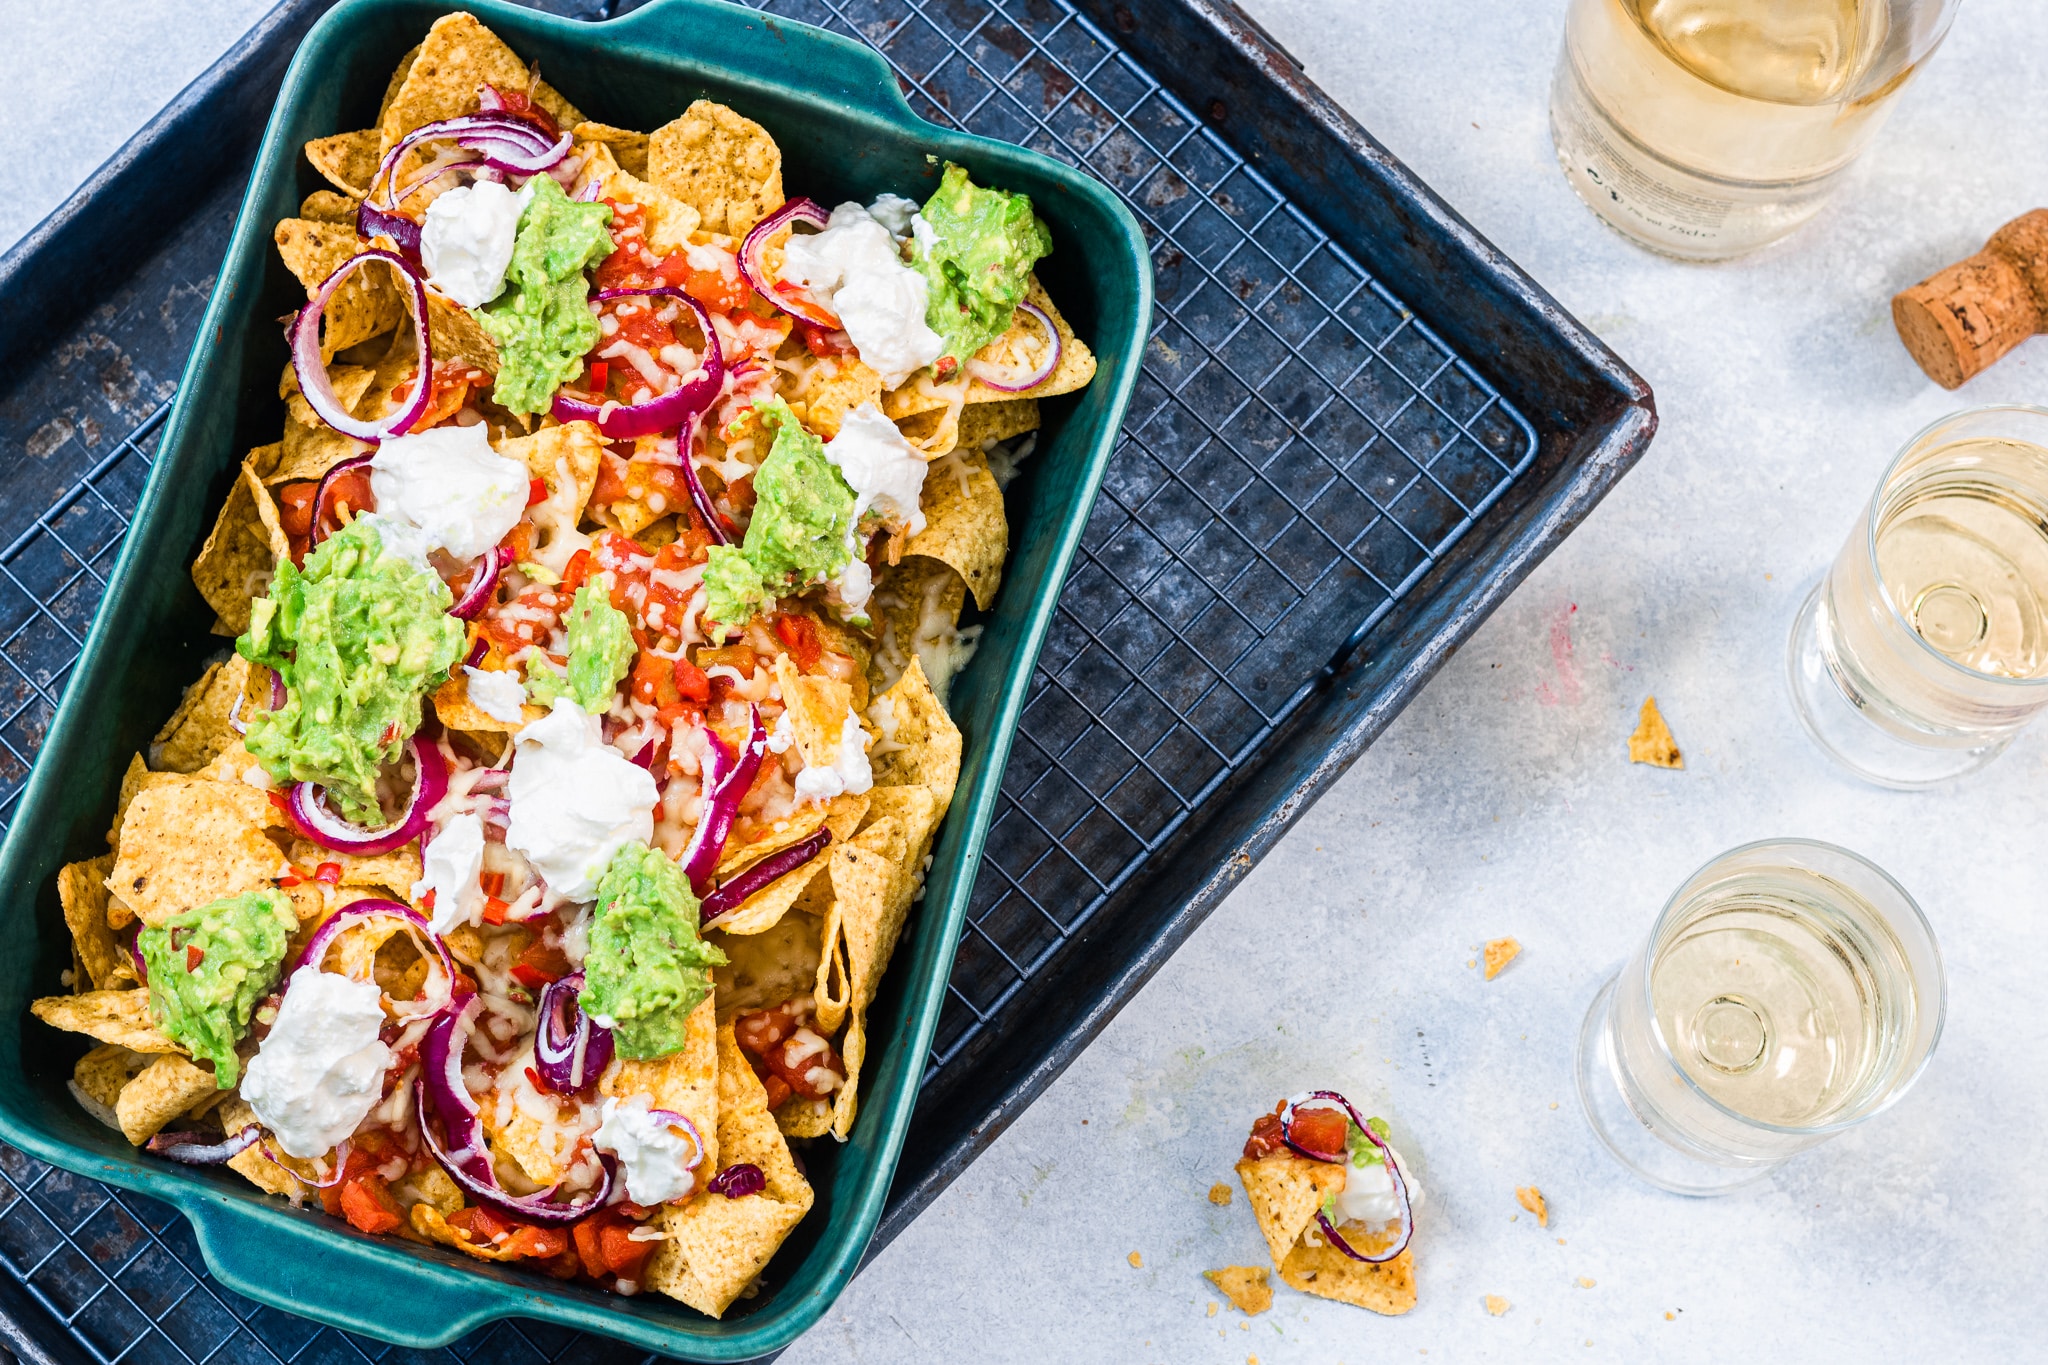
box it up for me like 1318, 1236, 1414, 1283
560, 549, 593, 595
277, 481, 318, 563
479, 870, 506, 899
773, 614, 823, 673
526, 477, 549, 507
725, 472, 757, 515
629, 651, 679, 708
481, 897, 511, 926
185, 945, 205, 973
508, 963, 553, 990
319, 1147, 379, 1216
760, 1073, 792, 1110
697, 644, 757, 678
799, 322, 855, 357
314, 862, 343, 886
482, 82, 559, 137
419, 889, 436, 914
1287, 1106, 1347, 1159
600, 1220, 657, 1281
572, 1218, 608, 1279
592, 452, 633, 509
501, 1224, 570, 1260
313, 464, 376, 543
592, 200, 651, 292
449, 1203, 514, 1245
734, 1000, 845, 1101
521, 937, 573, 981
338, 1174, 404, 1235
672, 657, 711, 704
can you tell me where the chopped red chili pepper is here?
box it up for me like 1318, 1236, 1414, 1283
338, 1174, 403, 1236
481, 897, 511, 926
184, 945, 205, 973
526, 477, 549, 507
479, 871, 506, 899
313, 862, 343, 886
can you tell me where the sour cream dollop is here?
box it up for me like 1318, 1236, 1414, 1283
825, 402, 929, 538
463, 665, 529, 725
420, 180, 529, 308
506, 698, 659, 900
779, 202, 944, 388
242, 968, 392, 1159
592, 1096, 702, 1205
793, 708, 874, 803
368, 423, 531, 563
1331, 1144, 1424, 1229
415, 809, 486, 935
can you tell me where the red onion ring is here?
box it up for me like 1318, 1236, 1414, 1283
548, 288, 724, 440
533, 972, 613, 1096
293, 898, 456, 1018
291, 250, 432, 442
706, 1162, 764, 1198
368, 114, 567, 214
308, 453, 374, 550
356, 200, 423, 263
462, 637, 489, 670
285, 737, 447, 855
701, 827, 830, 923
678, 707, 765, 896
737, 197, 837, 328
1280, 1090, 1414, 1265
147, 1125, 260, 1165
448, 545, 512, 619
965, 300, 1062, 393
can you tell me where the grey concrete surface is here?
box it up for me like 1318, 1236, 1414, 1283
4, 1, 2043, 1361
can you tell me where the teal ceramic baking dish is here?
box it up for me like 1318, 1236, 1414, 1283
0, 0, 1149, 1354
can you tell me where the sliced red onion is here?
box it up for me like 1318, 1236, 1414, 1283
706, 1163, 764, 1198
124, 927, 147, 985
291, 251, 432, 442
463, 637, 489, 670
701, 827, 830, 923
448, 545, 512, 619
415, 994, 615, 1224
965, 300, 1061, 392
286, 737, 447, 855
368, 114, 566, 214
262, 1138, 351, 1190
678, 708, 765, 896
308, 454, 374, 549
147, 1125, 260, 1165
293, 898, 456, 1018
680, 415, 732, 545
227, 695, 247, 735
533, 972, 613, 1097
737, 197, 836, 328
574, 178, 602, 203
548, 289, 724, 440
1281, 1090, 1413, 1265
356, 199, 423, 263
645, 1109, 706, 1174
269, 668, 287, 710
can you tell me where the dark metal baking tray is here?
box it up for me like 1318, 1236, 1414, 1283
0, 0, 1653, 1359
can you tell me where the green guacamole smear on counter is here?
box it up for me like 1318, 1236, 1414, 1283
239, 516, 463, 824
913, 161, 1053, 367
475, 174, 614, 415
526, 584, 634, 712
703, 398, 857, 630
581, 841, 727, 1060
140, 889, 296, 1088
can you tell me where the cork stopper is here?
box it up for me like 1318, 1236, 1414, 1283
1892, 210, 2048, 389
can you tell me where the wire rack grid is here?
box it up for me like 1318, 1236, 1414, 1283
0, 0, 1534, 1361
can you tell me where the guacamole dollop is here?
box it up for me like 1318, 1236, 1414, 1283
526, 584, 634, 712
703, 399, 857, 630
475, 174, 613, 416
140, 889, 297, 1088
580, 841, 727, 1060
913, 162, 1054, 367
239, 516, 464, 823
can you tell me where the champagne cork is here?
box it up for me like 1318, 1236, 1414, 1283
1892, 210, 2048, 390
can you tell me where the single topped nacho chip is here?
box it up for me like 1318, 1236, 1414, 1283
107, 777, 284, 926
115, 1054, 219, 1146
647, 99, 784, 239
904, 444, 1007, 610
1236, 1141, 1418, 1316
883, 279, 1094, 419
644, 1022, 813, 1316
304, 129, 381, 199
60, 855, 131, 991
377, 12, 582, 155
151, 654, 252, 775
33, 990, 181, 1054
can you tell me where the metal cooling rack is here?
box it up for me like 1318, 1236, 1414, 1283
0, 0, 1535, 1358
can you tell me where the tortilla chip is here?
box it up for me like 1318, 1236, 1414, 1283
575, 121, 649, 177
299, 190, 360, 225
152, 654, 251, 774
1629, 696, 1683, 768
1516, 1185, 1548, 1227
802, 360, 883, 440
377, 13, 582, 155
192, 465, 288, 636
285, 838, 420, 893
867, 555, 968, 702
410, 1203, 521, 1261
647, 100, 784, 239
274, 220, 404, 361
483, 1098, 571, 1188
499, 420, 604, 535
1280, 1241, 1417, 1316
869, 657, 963, 818
70, 1046, 143, 1128
708, 859, 828, 938
430, 671, 542, 733
711, 914, 823, 1021
395, 1163, 464, 1216
107, 777, 284, 926
602, 994, 720, 1178
304, 129, 381, 199
116, 1055, 220, 1144
32, 990, 180, 1054
60, 855, 130, 990
1204, 1266, 1272, 1315
274, 370, 377, 484
904, 444, 1006, 609
896, 396, 1042, 458
1234, 1153, 1345, 1268
601, 166, 703, 253
644, 1022, 813, 1316
423, 290, 500, 374
1483, 937, 1520, 981
714, 803, 824, 879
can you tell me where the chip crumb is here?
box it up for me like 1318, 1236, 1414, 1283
1483, 937, 1521, 980
1467, 958, 1477, 969
1209, 1182, 1233, 1205
1516, 1185, 1549, 1227
1203, 1266, 1272, 1316
1208, 1301, 1219, 1317
1628, 696, 1683, 768
1557, 1237, 1566, 1245
1485, 1294, 1512, 1317
1665, 1311, 1676, 1321
1578, 1277, 1596, 1288
1128, 1251, 1143, 1268
1549, 1101, 1559, 1109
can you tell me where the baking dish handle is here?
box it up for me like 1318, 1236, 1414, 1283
175, 1188, 505, 1348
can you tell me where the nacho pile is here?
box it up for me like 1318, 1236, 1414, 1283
34, 10, 1093, 1316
